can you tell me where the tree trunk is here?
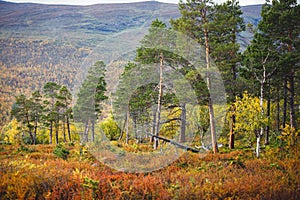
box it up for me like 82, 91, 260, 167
63, 117, 66, 142
180, 103, 186, 143
118, 113, 126, 141
265, 97, 270, 145
125, 109, 129, 144
91, 121, 95, 142
229, 50, 238, 149
287, 30, 296, 129
204, 25, 218, 154
33, 120, 38, 145
55, 125, 59, 144
148, 133, 200, 153
276, 87, 280, 132
150, 106, 156, 143
154, 52, 164, 150
289, 72, 296, 129
28, 129, 34, 145
256, 134, 261, 158
259, 81, 264, 146
133, 117, 138, 140
229, 110, 235, 149
49, 122, 53, 144
67, 116, 71, 142
282, 78, 287, 128
84, 120, 89, 143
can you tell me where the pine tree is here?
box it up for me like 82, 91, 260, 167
30, 90, 43, 144
43, 82, 61, 144
11, 94, 34, 144
57, 86, 72, 142
209, 0, 245, 149
74, 61, 107, 143
171, 0, 219, 153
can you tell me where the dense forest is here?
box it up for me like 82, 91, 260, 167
0, 0, 299, 199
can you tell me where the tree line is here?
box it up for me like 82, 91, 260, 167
4, 0, 299, 158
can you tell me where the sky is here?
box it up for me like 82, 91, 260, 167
4, 0, 269, 6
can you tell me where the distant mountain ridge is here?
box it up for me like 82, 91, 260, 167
0, 1, 261, 41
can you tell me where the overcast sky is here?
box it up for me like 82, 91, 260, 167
4, 0, 270, 6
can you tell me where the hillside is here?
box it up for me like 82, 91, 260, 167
0, 1, 261, 128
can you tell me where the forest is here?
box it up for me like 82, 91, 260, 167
0, 0, 299, 199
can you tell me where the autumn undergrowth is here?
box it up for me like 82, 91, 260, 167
0, 142, 299, 200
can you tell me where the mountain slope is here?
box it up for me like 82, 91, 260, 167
0, 1, 261, 128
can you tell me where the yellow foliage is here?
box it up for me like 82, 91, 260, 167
1, 119, 22, 144
278, 124, 299, 148
100, 115, 121, 140
160, 107, 181, 138
231, 93, 268, 137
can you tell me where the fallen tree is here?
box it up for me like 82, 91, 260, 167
147, 133, 208, 153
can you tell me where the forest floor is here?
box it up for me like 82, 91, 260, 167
0, 142, 299, 199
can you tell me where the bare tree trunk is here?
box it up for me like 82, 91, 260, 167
256, 134, 261, 158
133, 118, 138, 140
49, 122, 53, 144
33, 120, 38, 145
84, 120, 89, 143
126, 109, 129, 144
287, 31, 296, 129
55, 124, 59, 144
180, 103, 186, 143
229, 43, 238, 148
150, 106, 156, 143
91, 121, 95, 142
265, 97, 270, 145
289, 73, 296, 129
67, 116, 71, 142
204, 26, 218, 154
229, 110, 235, 149
118, 113, 126, 141
276, 87, 280, 132
282, 78, 287, 128
258, 80, 264, 157
63, 117, 66, 142
154, 53, 164, 150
